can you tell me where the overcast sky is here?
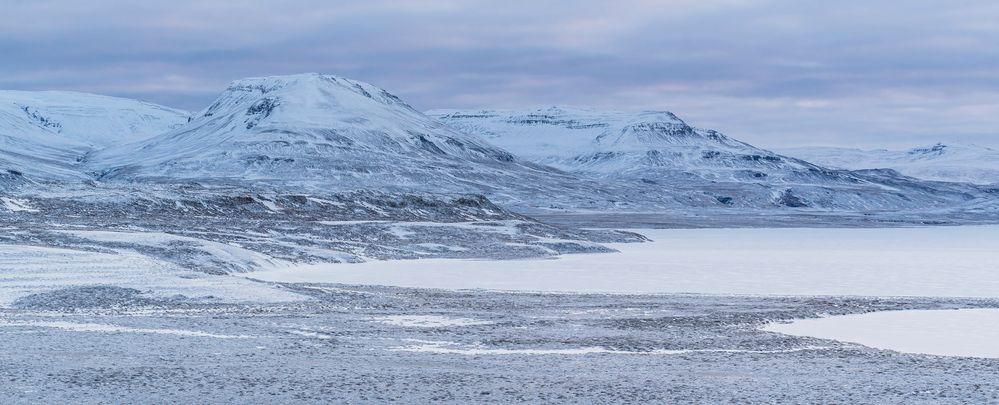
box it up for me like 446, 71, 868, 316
2, 0, 998, 149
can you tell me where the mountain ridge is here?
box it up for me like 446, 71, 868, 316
429, 106, 991, 210
779, 143, 999, 185
1, 77, 994, 214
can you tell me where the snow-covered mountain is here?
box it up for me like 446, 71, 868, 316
88, 74, 617, 207
0, 90, 189, 182
430, 107, 822, 182
780, 143, 999, 185
2, 80, 993, 213
429, 107, 988, 210
1, 80, 644, 270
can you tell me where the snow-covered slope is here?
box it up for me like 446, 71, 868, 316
429, 107, 987, 210
0, 91, 189, 148
88, 74, 610, 206
780, 143, 999, 185
0, 132, 89, 183
0, 91, 189, 182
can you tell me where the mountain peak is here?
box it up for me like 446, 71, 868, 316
197, 73, 417, 128
229, 73, 410, 106
88, 73, 592, 198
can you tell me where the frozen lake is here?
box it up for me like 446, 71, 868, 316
764, 309, 999, 359
251, 225, 999, 298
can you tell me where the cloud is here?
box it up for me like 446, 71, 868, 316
1, 0, 998, 148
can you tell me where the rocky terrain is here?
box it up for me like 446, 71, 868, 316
1, 284, 997, 403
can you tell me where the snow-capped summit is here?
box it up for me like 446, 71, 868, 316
89, 74, 601, 201
0, 90, 189, 181
780, 143, 999, 185
198, 73, 419, 131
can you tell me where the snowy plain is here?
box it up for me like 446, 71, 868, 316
251, 226, 999, 298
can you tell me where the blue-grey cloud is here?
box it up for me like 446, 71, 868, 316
1, 0, 998, 149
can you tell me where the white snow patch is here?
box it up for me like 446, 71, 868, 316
388, 225, 416, 238
0, 244, 304, 307
307, 197, 345, 207
57, 230, 290, 272
257, 198, 283, 212
288, 329, 335, 340
0, 319, 251, 339
251, 226, 999, 298
1, 197, 39, 213
372, 315, 494, 328
389, 340, 830, 356
763, 309, 999, 359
